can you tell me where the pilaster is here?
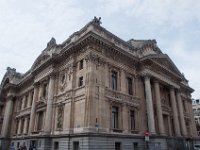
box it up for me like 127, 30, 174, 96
122, 104, 128, 133
84, 58, 97, 127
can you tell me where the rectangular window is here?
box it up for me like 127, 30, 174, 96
20, 118, 24, 134
115, 142, 121, 150
43, 83, 48, 98
130, 110, 135, 130
15, 120, 19, 134
79, 59, 83, 70
54, 142, 59, 150
30, 91, 34, 106
79, 76, 83, 87
112, 71, 117, 90
37, 111, 44, 131
127, 77, 133, 95
73, 141, 79, 150
19, 98, 23, 110
133, 143, 138, 150
24, 95, 28, 108
112, 106, 118, 129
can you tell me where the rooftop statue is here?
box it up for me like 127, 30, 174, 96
92, 16, 102, 25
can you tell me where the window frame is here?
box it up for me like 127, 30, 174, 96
112, 106, 119, 129
111, 71, 118, 90
79, 76, 83, 87
127, 77, 133, 95
130, 110, 135, 130
79, 59, 84, 70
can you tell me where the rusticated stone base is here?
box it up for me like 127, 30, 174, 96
7, 133, 197, 150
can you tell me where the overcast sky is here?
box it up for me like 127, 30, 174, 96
0, 0, 200, 98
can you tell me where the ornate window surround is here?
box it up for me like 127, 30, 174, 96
109, 66, 121, 92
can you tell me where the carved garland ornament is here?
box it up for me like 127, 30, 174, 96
57, 104, 64, 129
59, 71, 67, 92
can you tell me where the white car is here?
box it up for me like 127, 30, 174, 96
194, 144, 200, 150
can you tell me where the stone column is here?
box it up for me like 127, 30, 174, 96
17, 118, 22, 135
28, 84, 39, 133
23, 117, 28, 134
44, 74, 55, 134
144, 76, 156, 134
21, 96, 25, 109
1, 96, 14, 137
176, 92, 187, 136
170, 87, 181, 136
154, 81, 165, 135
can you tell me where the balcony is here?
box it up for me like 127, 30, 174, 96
105, 88, 140, 107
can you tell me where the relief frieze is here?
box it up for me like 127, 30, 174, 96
85, 52, 106, 66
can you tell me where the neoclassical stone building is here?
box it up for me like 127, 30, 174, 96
0, 18, 197, 150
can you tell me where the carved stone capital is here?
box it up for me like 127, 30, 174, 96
140, 68, 180, 89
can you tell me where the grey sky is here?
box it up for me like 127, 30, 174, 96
0, 0, 200, 98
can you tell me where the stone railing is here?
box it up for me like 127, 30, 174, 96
16, 107, 31, 117
105, 88, 140, 107
161, 104, 172, 112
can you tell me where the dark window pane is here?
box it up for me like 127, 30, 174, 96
38, 111, 44, 131
79, 77, 83, 87
115, 142, 121, 150
112, 106, 118, 129
112, 71, 117, 90
127, 77, 133, 95
79, 59, 83, 70
133, 142, 138, 150
130, 110, 135, 130
73, 142, 79, 150
54, 142, 59, 150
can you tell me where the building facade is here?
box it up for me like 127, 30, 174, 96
0, 17, 198, 150
193, 99, 200, 136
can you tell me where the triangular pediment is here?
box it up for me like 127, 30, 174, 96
142, 54, 182, 77
31, 52, 50, 70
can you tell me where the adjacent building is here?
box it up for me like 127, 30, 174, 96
193, 99, 200, 135
0, 17, 198, 150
